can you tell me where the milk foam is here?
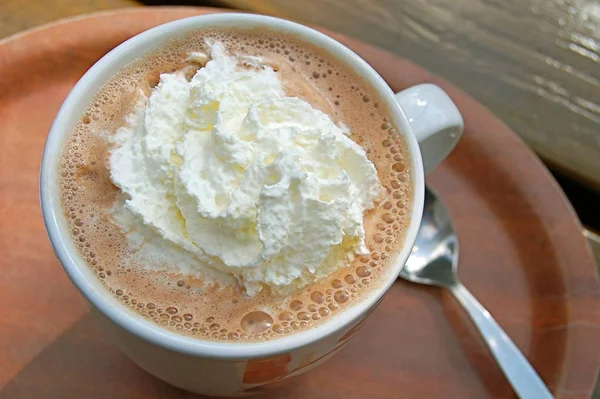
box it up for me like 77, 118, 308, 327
58, 28, 412, 342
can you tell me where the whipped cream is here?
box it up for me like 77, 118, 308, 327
109, 42, 381, 295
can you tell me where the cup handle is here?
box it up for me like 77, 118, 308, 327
395, 84, 464, 174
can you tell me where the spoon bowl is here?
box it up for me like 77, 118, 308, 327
402, 187, 458, 287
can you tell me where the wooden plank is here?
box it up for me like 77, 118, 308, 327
0, 0, 139, 39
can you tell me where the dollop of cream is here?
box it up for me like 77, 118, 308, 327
109, 42, 381, 295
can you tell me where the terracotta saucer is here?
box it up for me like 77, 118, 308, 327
0, 7, 598, 399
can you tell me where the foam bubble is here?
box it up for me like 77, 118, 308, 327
279, 311, 294, 321
298, 312, 310, 321
290, 300, 303, 311
319, 307, 330, 317
310, 291, 324, 304
356, 266, 371, 278
334, 291, 349, 303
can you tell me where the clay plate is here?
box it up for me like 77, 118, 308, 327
0, 7, 598, 399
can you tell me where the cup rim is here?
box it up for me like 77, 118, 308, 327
40, 13, 425, 359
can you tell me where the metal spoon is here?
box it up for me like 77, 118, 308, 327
401, 186, 553, 399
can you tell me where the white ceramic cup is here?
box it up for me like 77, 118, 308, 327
40, 13, 463, 397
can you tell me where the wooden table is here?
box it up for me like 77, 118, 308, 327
1, 0, 599, 395
220, 0, 600, 191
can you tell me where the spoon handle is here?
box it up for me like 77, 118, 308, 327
450, 283, 554, 399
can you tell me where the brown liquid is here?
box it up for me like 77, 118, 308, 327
58, 28, 412, 342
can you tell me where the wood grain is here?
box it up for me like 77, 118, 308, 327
0, 0, 138, 38
219, 0, 600, 192
0, 7, 598, 399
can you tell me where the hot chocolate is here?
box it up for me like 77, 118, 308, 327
58, 27, 412, 342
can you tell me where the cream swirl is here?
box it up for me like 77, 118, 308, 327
109, 42, 381, 295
